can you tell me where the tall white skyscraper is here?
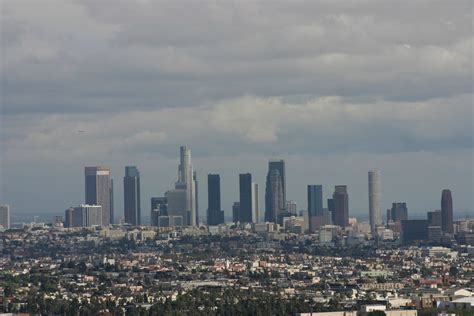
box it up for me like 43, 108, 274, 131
0, 205, 10, 229
368, 170, 381, 231
175, 145, 197, 226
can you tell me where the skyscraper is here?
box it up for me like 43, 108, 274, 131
401, 219, 428, 245
252, 183, 259, 223
207, 174, 224, 225
441, 189, 453, 234
387, 202, 408, 222
0, 205, 10, 230
165, 188, 187, 225
239, 173, 253, 223
85, 167, 113, 226
265, 168, 284, 224
71, 204, 103, 227
151, 197, 168, 227
428, 210, 442, 227
194, 171, 199, 225
174, 145, 197, 226
307, 185, 323, 231
124, 166, 141, 225
232, 202, 240, 223
332, 185, 349, 228
268, 160, 286, 203
368, 170, 381, 231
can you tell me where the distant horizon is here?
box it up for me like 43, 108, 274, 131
9, 209, 472, 226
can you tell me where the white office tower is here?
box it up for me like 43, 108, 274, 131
176, 145, 197, 226
251, 183, 259, 223
368, 170, 382, 231
0, 205, 10, 229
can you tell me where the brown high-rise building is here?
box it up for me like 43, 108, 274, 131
441, 189, 453, 234
332, 185, 349, 227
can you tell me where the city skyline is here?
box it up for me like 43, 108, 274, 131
3, 154, 471, 224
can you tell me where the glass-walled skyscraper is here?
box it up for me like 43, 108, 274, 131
124, 166, 141, 225
207, 174, 224, 225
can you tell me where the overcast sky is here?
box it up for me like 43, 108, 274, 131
1, 0, 473, 222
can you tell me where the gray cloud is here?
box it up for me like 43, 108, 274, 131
0, 0, 472, 217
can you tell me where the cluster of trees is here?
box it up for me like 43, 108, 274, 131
3, 288, 348, 315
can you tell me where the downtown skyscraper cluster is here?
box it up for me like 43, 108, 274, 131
59, 145, 456, 238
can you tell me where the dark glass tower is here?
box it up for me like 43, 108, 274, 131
150, 197, 168, 227
267, 160, 286, 202
85, 166, 112, 226
332, 185, 349, 228
265, 160, 285, 224
239, 173, 253, 223
265, 169, 284, 224
307, 185, 323, 231
124, 166, 141, 225
207, 174, 224, 225
441, 189, 453, 233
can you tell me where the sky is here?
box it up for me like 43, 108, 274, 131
1, 0, 473, 222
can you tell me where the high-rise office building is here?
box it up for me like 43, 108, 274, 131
428, 210, 442, 227
368, 170, 381, 231
308, 185, 323, 231
64, 207, 74, 228
175, 145, 197, 226
286, 200, 297, 214
165, 188, 186, 225
265, 169, 284, 224
387, 202, 408, 223
85, 167, 113, 226
207, 174, 224, 225
232, 202, 240, 223
124, 166, 141, 225
401, 219, 428, 245
0, 205, 10, 229
151, 197, 168, 227
265, 160, 286, 224
194, 171, 199, 225
332, 185, 349, 228
252, 183, 259, 223
268, 160, 286, 203
441, 189, 453, 234
68, 204, 103, 228
239, 173, 253, 223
